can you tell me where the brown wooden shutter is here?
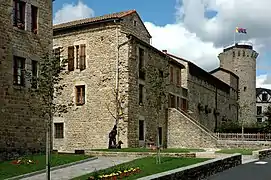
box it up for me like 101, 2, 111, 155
79, 44, 86, 70
68, 46, 74, 71
177, 69, 180, 85
170, 66, 174, 83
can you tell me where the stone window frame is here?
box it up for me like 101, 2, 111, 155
138, 116, 145, 142
54, 122, 64, 139
75, 85, 86, 106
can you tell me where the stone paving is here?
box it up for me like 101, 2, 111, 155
20, 157, 136, 180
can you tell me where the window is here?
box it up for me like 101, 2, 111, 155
244, 86, 247, 91
170, 66, 174, 83
159, 70, 163, 78
257, 118, 262, 123
181, 98, 188, 112
76, 85, 85, 105
139, 120, 144, 141
75, 45, 86, 70
233, 51, 235, 57
54, 123, 64, 138
79, 44, 86, 70
177, 97, 180, 109
257, 106, 262, 115
13, 56, 25, 86
182, 88, 188, 97
169, 94, 176, 108
13, 0, 26, 30
176, 69, 181, 85
133, 20, 137, 26
68, 46, 74, 71
31, 60, 38, 88
139, 48, 144, 70
53, 47, 61, 72
139, 84, 144, 105
31, 5, 38, 33
262, 93, 268, 102
158, 127, 162, 146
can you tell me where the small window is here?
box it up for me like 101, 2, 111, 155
244, 86, 247, 91
139, 120, 144, 141
238, 51, 241, 56
76, 85, 85, 105
257, 106, 262, 115
139, 48, 144, 70
31, 5, 38, 33
158, 127, 162, 146
13, 0, 26, 30
243, 50, 245, 57
139, 84, 144, 105
133, 20, 137, 26
181, 98, 188, 112
262, 93, 268, 102
31, 60, 38, 88
159, 70, 163, 78
54, 123, 64, 138
233, 51, 235, 57
13, 56, 25, 86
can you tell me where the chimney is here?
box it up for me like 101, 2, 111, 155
162, 50, 167, 54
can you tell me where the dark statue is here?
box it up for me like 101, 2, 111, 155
108, 125, 117, 149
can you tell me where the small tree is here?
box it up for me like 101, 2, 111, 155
26, 48, 72, 180
146, 56, 169, 164
262, 105, 271, 133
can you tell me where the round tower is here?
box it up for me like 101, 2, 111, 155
218, 42, 259, 127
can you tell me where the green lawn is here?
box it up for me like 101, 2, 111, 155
91, 148, 205, 153
215, 148, 257, 155
73, 157, 210, 180
0, 153, 92, 179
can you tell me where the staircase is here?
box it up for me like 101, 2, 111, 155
176, 108, 218, 140
167, 108, 218, 149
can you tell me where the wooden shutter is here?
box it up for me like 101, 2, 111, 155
170, 66, 173, 83
177, 69, 180, 85
68, 46, 74, 71
79, 44, 86, 70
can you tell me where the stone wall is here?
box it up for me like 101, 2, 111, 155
127, 37, 169, 147
253, 148, 271, 160
186, 66, 238, 131
0, 0, 52, 160
53, 25, 130, 151
167, 108, 217, 148
218, 45, 258, 126
138, 154, 242, 180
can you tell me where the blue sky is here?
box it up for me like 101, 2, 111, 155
53, 0, 177, 26
53, 0, 271, 88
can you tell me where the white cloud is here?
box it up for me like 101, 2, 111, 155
257, 74, 271, 89
144, 0, 271, 88
53, 0, 94, 24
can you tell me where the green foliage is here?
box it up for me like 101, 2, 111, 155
262, 105, 271, 132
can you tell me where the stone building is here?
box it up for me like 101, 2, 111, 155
211, 43, 259, 127
53, 10, 187, 151
256, 88, 271, 123
0, 0, 53, 160
165, 52, 239, 131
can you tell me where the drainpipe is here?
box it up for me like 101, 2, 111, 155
215, 87, 218, 132
114, 20, 120, 141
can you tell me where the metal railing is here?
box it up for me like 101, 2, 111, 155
215, 133, 271, 141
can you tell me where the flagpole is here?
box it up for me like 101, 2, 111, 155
234, 28, 236, 45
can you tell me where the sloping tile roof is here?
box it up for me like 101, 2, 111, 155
209, 67, 239, 79
53, 10, 136, 30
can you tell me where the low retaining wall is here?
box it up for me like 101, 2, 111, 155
137, 153, 242, 180
217, 140, 271, 149
253, 148, 271, 160
86, 151, 196, 158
